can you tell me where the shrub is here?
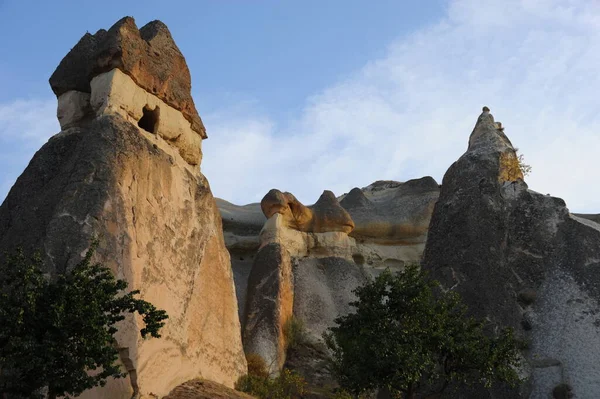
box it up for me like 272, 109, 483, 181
235, 368, 306, 399
515, 148, 532, 177
283, 316, 306, 350
324, 265, 522, 399
246, 352, 270, 379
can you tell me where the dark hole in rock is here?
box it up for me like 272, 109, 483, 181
352, 254, 365, 265
138, 105, 159, 133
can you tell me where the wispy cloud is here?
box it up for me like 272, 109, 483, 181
202, 0, 600, 213
0, 98, 59, 202
1, 1, 599, 213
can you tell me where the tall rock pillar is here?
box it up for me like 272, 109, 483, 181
423, 108, 600, 398
0, 17, 246, 398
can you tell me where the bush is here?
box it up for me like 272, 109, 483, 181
515, 148, 532, 177
246, 352, 269, 379
324, 265, 522, 399
235, 368, 306, 399
283, 316, 306, 350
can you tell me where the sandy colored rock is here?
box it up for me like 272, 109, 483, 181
0, 115, 246, 398
261, 189, 353, 233
164, 379, 256, 399
242, 243, 294, 373
90, 68, 202, 165
1, 16, 246, 397
49, 17, 206, 138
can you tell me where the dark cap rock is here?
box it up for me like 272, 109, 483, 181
49, 16, 206, 138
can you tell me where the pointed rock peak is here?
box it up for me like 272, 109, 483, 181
311, 190, 355, 233
49, 16, 206, 138
140, 19, 172, 40
340, 187, 372, 209
468, 106, 515, 153
316, 190, 338, 204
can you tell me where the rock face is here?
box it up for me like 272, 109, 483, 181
218, 179, 439, 379
0, 17, 245, 398
423, 108, 600, 398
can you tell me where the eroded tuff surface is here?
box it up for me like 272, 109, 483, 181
50, 16, 205, 138
0, 115, 246, 398
219, 179, 439, 322
0, 17, 245, 398
423, 109, 600, 398
218, 177, 439, 379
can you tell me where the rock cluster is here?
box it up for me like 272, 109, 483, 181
218, 177, 440, 375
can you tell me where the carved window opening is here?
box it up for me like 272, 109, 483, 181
138, 105, 160, 133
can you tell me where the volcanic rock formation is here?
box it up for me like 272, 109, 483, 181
423, 108, 600, 398
217, 178, 439, 377
0, 17, 246, 398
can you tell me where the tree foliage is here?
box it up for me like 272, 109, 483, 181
324, 265, 522, 399
0, 242, 168, 398
515, 148, 532, 177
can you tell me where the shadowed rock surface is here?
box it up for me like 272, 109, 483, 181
423, 108, 600, 398
216, 199, 266, 321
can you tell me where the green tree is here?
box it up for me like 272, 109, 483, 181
324, 265, 522, 399
0, 242, 168, 398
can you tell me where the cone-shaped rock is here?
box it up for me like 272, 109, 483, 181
423, 108, 600, 397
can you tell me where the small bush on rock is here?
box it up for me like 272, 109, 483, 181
284, 316, 306, 350
246, 352, 270, 379
235, 366, 306, 399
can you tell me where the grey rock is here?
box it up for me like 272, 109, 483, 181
423, 109, 600, 398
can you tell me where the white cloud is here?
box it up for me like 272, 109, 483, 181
1, 1, 599, 214
0, 99, 58, 143
0, 98, 59, 202
202, 0, 600, 213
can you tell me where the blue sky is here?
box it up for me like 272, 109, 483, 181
1, 0, 600, 212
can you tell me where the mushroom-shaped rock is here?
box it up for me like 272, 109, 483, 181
261, 189, 313, 230
260, 189, 354, 233
49, 16, 206, 139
